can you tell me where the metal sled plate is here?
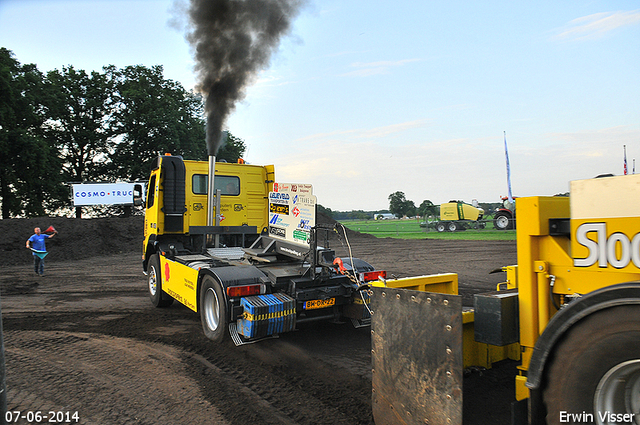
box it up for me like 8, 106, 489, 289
370, 286, 462, 425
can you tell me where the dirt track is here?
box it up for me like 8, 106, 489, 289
1, 217, 517, 424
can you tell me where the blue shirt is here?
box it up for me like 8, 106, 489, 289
29, 233, 50, 252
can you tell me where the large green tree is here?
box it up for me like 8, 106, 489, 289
107, 65, 207, 181
0, 48, 65, 218
44, 65, 115, 182
0, 53, 250, 217
388, 191, 416, 218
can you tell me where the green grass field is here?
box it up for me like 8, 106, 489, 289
341, 219, 516, 241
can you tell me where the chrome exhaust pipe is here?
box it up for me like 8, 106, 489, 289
207, 155, 216, 226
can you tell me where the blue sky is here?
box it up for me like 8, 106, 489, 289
1, 0, 639, 211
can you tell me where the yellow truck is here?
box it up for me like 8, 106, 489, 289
141, 154, 382, 345
369, 174, 640, 424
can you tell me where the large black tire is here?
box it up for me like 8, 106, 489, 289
447, 221, 458, 232
493, 211, 513, 230
147, 254, 173, 307
543, 305, 640, 425
435, 222, 446, 233
199, 275, 229, 343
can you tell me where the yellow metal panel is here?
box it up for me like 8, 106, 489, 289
371, 273, 458, 295
159, 256, 199, 312
516, 196, 570, 351
515, 375, 530, 401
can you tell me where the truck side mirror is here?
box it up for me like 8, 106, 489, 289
133, 184, 144, 207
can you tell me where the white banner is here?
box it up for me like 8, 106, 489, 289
72, 183, 142, 206
268, 183, 316, 246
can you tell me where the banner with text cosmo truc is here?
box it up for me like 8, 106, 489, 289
72, 183, 142, 206
268, 183, 316, 246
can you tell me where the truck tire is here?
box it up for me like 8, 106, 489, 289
493, 211, 512, 230
436, 222, 446, 232
543, 305, 640, 425
148, 254, 173, 307
199, 275, 229, 342
447, 222, 458, 232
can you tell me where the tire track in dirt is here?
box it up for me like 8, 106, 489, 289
4, 330, 228, 425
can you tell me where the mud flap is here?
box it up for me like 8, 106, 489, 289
371, 286, 462, 425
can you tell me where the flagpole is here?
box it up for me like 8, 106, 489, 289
504, 131, 514, 203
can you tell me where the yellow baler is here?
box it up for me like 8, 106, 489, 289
434, 201, 485, 232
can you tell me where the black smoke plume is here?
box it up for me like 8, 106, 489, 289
187, 0, 305, 155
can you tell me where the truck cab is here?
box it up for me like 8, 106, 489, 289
143, 154, 273, 269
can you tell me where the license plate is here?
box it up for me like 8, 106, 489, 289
304, 298, 336, 310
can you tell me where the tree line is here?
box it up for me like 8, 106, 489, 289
0, 48, 245, 218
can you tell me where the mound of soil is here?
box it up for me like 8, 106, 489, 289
0, 212, 365, 267
0, 216, 144, 265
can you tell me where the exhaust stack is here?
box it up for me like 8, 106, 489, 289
207, 155, 217, 227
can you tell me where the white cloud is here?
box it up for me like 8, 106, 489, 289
552, 10, 640, 41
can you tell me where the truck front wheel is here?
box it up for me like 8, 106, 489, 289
148, 254, 173, 307
200, 275, 229, 342
543, 305, 640, 425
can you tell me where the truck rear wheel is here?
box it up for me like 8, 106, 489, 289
436, 222, 446, 232
148, 254, 173, 308
447, 222, 458, 232
199, 275, 229, 342
543, 305, 640, 425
